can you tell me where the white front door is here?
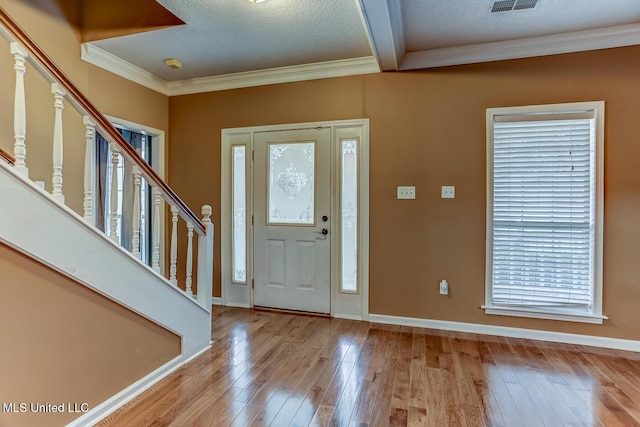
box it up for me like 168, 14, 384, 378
253, 128, 331, 313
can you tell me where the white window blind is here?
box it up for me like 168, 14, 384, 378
491, 115, 596, 308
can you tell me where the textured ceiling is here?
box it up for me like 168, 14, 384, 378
83, 0, 640, 91
403, 0, 640, 52
91, 0, 373, 81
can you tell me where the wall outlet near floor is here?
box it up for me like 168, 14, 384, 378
439, 279, 449, 295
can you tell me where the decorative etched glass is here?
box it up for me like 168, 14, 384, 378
232, 146, 247, 283
341, 140, 358, 292
268, 142, 315, 224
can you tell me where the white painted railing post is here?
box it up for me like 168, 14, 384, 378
109, 143, 120, 242
197, 205, 214, 309
51, 83, 66, 204
132, 165, 142, 259
151, 188, 161, 273
82, 116, 96, 224
185, 222, 194, 297
169, 205, 179, 286
11, 42, 28, 177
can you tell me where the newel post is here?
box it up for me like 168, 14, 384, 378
51, 83, 66, 204
197, 205, 214, 309
11, 43, 28, 177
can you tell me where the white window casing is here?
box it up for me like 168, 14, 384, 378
483, 102, 606, 324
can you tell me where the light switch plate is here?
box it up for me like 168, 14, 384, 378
441, 186, 455, 199
397, 186, 416, 199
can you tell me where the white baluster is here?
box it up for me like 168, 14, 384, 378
169, 205, 178, 286
51, 83, 66, 204
132, 165, 141, 259
11, 43, 28, 177
197, 205, 214, 309
151, 188, 161, 273
83, 116, 96, 223
109, 143, 120, 242
185, 222, 194, 297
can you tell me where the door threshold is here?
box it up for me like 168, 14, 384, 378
253, 306, 330, 318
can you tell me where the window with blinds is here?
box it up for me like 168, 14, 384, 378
485, 102, 605, 323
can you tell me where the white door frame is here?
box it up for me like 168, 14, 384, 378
221, 119, 370, 320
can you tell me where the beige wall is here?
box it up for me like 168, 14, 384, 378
0, 0, 170, 215
0, 243, 181, 427
170, 45, 640, 341
0, 4, 181, 426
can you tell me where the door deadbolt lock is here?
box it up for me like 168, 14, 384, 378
322, 215, 328, 222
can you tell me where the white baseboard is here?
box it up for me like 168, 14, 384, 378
369, 314, 640, 353
67, 342, 212, 427
333, 313, 363, 321
182, 343, 212, 365
212, 297, 223, 306
66, 355, 182, 427
226, 302, 251, 309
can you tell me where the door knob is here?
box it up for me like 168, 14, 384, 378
315, 228, 329, 235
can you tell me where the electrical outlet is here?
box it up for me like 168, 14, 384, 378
439, 279, 449, 295
397, 186, 416, 199
441, 186, 455, 199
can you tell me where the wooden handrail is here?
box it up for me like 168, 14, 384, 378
0, 7, 205, 235
0, 147, 15, 165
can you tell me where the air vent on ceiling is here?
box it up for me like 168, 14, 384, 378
513, 0, 538, 10
492, 0, 515, 13
491, 0, 537, 13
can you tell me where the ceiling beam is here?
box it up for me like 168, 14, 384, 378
356, 0, 405, 71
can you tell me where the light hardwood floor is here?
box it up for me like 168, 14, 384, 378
99, 306, 640, 426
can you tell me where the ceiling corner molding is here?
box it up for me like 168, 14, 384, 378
357, 0, 405, 71
81, 44, 379, 96
400, 23, 640, 70
165, 57, 380, 96
81, 43, 170, 95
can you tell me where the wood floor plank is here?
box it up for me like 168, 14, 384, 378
390, 331, 413, 410
99, 307, 640, 427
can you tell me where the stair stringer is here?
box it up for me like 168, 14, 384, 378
0, 161, 212, 360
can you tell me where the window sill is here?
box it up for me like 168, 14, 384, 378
481, 305, 608, 324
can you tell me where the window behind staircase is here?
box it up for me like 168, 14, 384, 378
96, 128, 152, 264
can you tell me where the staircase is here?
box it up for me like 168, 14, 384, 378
0, 7, 213, 426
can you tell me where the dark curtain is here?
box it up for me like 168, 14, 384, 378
95, 129, 145, 251
95, 133, 109, 232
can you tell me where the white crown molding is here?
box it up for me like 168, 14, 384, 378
369, 313, 640, 353
165, 57, 380, 96
81, 43, 379, 96
401, 23, 640, 70
81, 44, 169, 95
83, 22, 640, 94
